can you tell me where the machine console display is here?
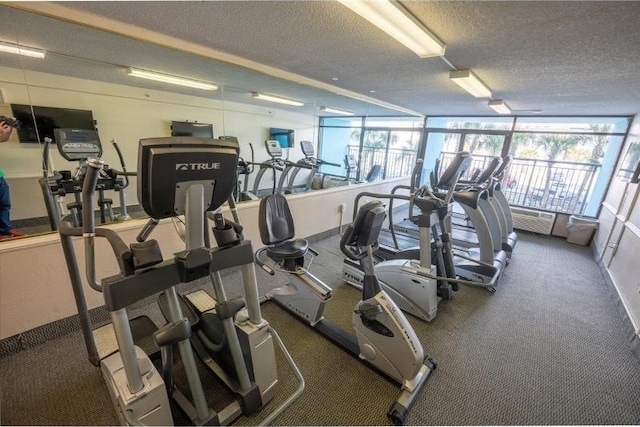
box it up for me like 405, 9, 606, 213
54, 128, 102, 161
300, 140, 315, 157
265, 140, 283, 158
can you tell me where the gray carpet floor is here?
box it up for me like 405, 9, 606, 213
1, 233, 639, 425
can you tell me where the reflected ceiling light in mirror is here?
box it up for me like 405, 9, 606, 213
127, 68, 217, 90
320, 106, 354, 116
251, 92, 304, 107
449, 69, 492, 98
338, 0, 445, 58
488, 99, 511, 115
0, 41, 45, 59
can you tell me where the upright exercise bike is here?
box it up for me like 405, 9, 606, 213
255, 194, 435, 425
344, 152, 472, 321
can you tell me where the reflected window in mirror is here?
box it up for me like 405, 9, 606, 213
617, 140, 640, 184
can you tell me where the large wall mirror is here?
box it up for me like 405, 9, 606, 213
0, 5, 384, 241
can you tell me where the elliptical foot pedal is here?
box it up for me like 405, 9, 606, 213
92, 316, 160, 362
184, 289, 217, 314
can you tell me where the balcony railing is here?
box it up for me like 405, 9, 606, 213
347, 145, 417, 180
345, 146, 600, 215
440, 152, 601, 215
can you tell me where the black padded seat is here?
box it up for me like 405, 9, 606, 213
259, 194, 309, 264
267, 239, 308, 261
453, 189, 487, 210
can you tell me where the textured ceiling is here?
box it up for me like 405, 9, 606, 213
2, 1, 640, 117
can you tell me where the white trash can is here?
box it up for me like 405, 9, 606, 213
566, 215, 599, 246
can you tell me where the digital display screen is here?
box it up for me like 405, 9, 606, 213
171, 121, 214, 138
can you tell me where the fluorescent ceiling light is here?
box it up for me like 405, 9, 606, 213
0, 41, 45, 59
338, 0, 445, 58
488, 100, 511, 115
127, 68, 217, 90
449, 69, 492, 98
320, 106, 354, 116
251, 92, 304, 107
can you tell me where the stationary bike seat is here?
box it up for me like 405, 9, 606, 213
267, 239, 308, 259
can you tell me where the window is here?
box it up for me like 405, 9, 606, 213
427, 116, 630, 215
319, 114, 631, 216
319, 116, 421, 182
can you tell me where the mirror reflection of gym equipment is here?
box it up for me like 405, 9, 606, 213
40, 129, 134, 231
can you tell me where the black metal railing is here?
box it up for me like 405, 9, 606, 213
345, 146, 601, 214
440, 152, 601, 214
347, 145, 417, 181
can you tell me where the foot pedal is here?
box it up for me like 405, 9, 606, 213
184, 289, 217, 314
92, 316, 159, 362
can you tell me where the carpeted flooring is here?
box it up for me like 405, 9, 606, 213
1, 232, 639, 426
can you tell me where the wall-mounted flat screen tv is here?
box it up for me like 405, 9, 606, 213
171, 121, 214, 138
269, 128, 294, 148
11, 104, 95, 143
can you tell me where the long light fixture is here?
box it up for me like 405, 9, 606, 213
320, 106, 354, 116
251, 92, 304, 107
338, 0, 445, 58
488, 100, 511, 115
127, 68, 217, 90
449, 69, 492, 98
0, 41, 45, 59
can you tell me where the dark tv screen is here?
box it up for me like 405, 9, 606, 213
11, 104, 95, 143
171, 121, 214, 138
269, 128, 294, 148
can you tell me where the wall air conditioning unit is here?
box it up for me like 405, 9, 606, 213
511, 207, 556, 235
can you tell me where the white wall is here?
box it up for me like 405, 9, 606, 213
0, 65, 317, 219
595, 115, 640, 337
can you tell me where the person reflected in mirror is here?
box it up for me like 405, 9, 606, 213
0, 118, 24, 239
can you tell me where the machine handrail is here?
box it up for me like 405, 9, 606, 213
110, 139, 130, 189
82, 158, 105, 292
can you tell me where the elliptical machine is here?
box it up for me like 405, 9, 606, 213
255, 194, 435, 425
59, 137, 301, 425
40, 128, 130, 230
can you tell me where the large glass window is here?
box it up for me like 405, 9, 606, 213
319, 116, 421, 182
427, 116, 630, 216
319, 114, 631, 217
506, 125, 627, 215
426, 116, 514, 131
514, 116, 630, 134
